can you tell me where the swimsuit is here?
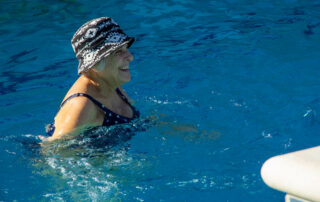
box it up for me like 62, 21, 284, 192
46, 88, 139, 136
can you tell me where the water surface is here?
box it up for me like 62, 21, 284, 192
1, 0, 320, 201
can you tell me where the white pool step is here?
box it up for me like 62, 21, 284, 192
261, 146, 320, 202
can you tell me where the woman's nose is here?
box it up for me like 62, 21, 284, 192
126, 49, 133, 62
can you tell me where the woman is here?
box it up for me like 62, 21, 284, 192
46, 17, 139, 141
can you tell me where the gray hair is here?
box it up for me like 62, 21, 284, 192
93, 57, 107, 72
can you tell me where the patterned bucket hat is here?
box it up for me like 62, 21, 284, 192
71, 17, 135, 74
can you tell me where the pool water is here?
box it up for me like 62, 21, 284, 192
1, 0, 320, 201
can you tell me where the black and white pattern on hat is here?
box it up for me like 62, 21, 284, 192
82, 50, 96, 63
85, 28, 98, 39
71, 17, 134, 74
105, 32, 126, 44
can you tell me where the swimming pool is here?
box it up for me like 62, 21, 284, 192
1, 0, 320, 201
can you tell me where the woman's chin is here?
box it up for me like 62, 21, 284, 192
119, 70, 131, 83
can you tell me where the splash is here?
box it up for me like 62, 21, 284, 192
30, 119, 151, 201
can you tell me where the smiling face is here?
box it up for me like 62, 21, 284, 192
100, 45, 134, 86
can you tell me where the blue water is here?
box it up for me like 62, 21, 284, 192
1, 0, 320, 201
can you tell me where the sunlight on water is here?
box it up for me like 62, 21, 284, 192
1, 0, 320, 201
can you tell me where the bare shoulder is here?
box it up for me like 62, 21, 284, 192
50, 96, 102, 140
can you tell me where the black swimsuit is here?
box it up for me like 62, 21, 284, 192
46, 88, 139, 136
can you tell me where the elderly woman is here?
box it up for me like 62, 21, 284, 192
46, 17, 139, 141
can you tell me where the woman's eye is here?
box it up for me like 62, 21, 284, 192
115, 50, 122, 55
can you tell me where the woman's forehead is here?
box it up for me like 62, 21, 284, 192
118, 44, 129, 50
113, 44, 129, 54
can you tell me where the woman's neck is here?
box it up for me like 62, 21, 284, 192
80, 74, 119, 98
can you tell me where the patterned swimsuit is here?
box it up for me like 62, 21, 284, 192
46, 88, 139, 136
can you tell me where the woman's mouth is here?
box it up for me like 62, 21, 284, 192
119, 67, 129, 72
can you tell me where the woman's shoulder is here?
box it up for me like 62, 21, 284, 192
62, 78, 90, 102
56, 95, 101, 124
51, 93, 103, 139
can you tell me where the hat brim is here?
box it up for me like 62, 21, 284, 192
77, 37, 135, 74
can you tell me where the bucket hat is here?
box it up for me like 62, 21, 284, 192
71, 17, 134, 74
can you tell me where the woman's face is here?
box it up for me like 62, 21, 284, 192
103, 45, 134, 86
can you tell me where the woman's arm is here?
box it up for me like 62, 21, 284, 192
150, 112, 221, 142
48, 97, 101, 141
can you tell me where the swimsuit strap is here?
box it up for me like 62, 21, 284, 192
60, 93, 105, 110
59, 89, 138, 119
47, 90, 139, 136
60, 89, 131, 111
116, 88, 140, 119
116, 88, 131, 105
